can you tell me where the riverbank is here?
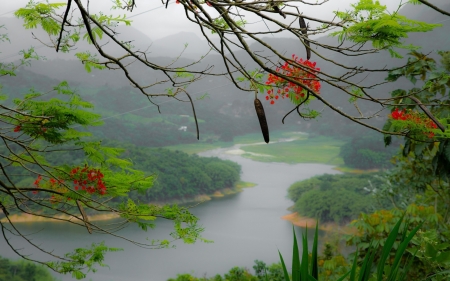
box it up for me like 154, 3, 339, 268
0, 181, 256, 223
281, 212, 357, 235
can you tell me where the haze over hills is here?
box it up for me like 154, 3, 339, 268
1, 1, 450, 142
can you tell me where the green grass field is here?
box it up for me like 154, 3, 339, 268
240, 136, 345, 165
164, 142, 229, 154
164, 130, 309, 154
233, 130, 308, 144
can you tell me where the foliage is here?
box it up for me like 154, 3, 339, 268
0, 256, 56, 281
105, 142, 241, 201
279, 217, 422, 281
0, 37, 204, 278
331, 0, 441, 58
166, 260, 284, 281
340, 131, 398, 169
347, 205, 449, 280
287, 173, 385, 224
12, 0, 446, 146
383, 50, 450, 178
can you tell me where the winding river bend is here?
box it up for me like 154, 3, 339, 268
0, 145, 340, 281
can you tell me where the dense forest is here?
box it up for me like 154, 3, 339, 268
287, 174, 384, 224
0, 256, 56, 281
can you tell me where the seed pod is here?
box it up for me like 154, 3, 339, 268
254, 98, 270, 143
299, 16, 311, 60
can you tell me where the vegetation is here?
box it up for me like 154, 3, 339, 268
287, 174, 385, 224
0, 37, 205, 278
339, 132, 399, 169
241, 136, 345, 165
0, 256, 56, 281
167, 260, 284, 281
1, 0, 450, 280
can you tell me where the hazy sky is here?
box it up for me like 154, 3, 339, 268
0, 0, 402, 40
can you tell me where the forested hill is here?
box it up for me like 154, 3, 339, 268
117, 143, 241, 201
0, 140, 242, 209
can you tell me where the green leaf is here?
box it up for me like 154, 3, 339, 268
278, 250, 291, 281
292, 227, 300, 281
311, 223, 319, 280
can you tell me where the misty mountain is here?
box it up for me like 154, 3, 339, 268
1, 1, 449, 143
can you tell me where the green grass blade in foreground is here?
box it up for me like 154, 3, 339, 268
349, 247, 358, 281
311, 223, 319, 280
377, 215, 404, 280
301, 230, 309, 281
387, 222, 424, 281
293, 227, 300, 281
359, 249, 376, 281
279, 250, 291, 281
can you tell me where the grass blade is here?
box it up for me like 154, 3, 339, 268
279, 250, 291, 281
311, 223, 319, 280
301, 230, 309, 281
293, 227, 301, 281
358, 246, 376, 281
349, 249, 358, 281
387, 222, 424, 281
377, 215, 404, 280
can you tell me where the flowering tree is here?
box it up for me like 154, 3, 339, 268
2, 0, 450, 277
11, 0, 445, 133
0, 32, 204, 279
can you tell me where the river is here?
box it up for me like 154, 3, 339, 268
0, 144, 341, 281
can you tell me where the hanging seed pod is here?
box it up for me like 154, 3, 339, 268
299, 16, 311, 60
254, 98, 270, 143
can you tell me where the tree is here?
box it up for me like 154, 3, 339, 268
0, 30, 204, 279
9, 1, 444, 127
3, 0, 450, 278
11, 0, 450, 168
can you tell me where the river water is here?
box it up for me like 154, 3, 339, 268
0, 145, 340, 281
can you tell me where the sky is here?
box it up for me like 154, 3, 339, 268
0, 0, 402, 41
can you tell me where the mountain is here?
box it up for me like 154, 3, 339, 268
2, 2, 450, 141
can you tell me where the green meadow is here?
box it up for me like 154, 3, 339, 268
240, 135, 345, 165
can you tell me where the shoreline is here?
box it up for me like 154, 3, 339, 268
0, 182, 256, 224
281, 212, 356, 234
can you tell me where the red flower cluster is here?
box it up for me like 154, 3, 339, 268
31, 166, 107, 197
33, 175, 42, 194
14, 126, 21, 132
265, 54, 321, 104
70, 165, 106, 195
390, 108, 438, 138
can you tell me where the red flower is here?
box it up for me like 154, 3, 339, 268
391, 108, 406, 120
14, 126, 21, 132
270, 100, 275, 105
34, 175, 42, 186
206, 1, 212, 6
176, 0, 180, 3
264, 54, 320, 104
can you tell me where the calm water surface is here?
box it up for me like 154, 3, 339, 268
0, 145, 340, 281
